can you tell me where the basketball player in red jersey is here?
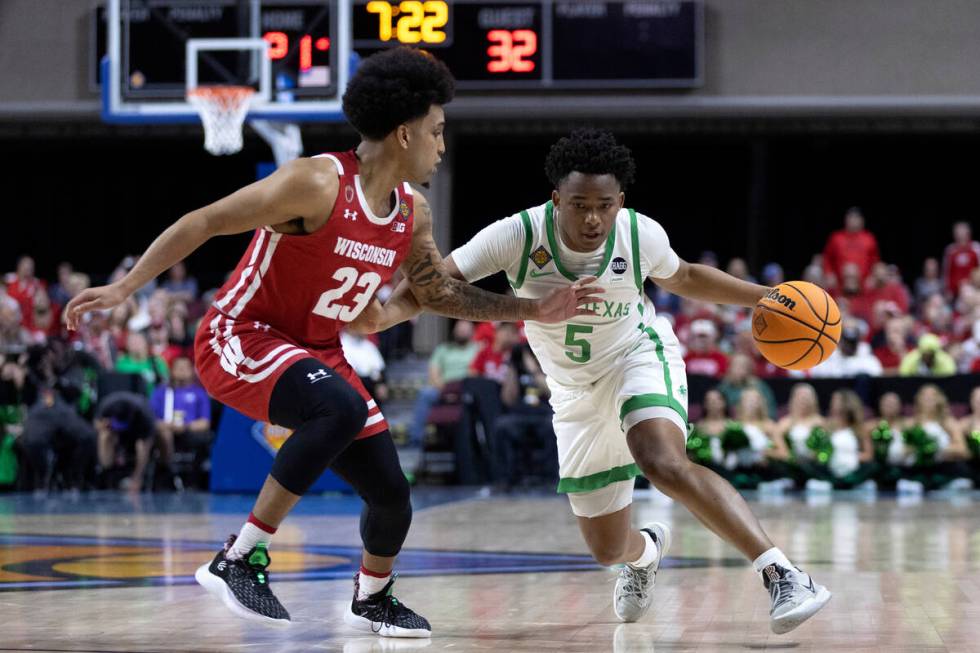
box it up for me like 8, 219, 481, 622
65, 48, 601, 637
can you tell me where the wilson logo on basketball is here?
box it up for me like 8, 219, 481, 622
765, 288, 797, 310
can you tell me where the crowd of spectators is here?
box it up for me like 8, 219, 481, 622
670, 209, 980, 381
2, 207, 979, 493
0, 256, 213, 493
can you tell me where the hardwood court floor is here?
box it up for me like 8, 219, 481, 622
2, 488, 979, 652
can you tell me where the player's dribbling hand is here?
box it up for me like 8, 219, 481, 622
64, 283, 129, 331
531, 276, 605, 323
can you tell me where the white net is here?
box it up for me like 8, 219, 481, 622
187, 86, 256, 155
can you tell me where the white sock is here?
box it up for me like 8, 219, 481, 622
752, 547, 793, 574
227, 521, 274, 561
627, 530, 660, 568
358, 568, 391, 600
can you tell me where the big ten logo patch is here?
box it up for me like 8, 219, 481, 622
252, 422, 294, 455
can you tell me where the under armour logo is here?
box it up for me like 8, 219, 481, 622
253, 322, 270, 331
216, 561, 227, 572
344, 209, 358, 221
678, 385, 687, 396
307, 369, 331, 383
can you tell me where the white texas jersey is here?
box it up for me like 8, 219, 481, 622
451, 201, 680, 386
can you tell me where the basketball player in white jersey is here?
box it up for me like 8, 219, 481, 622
354, 129, 831, 634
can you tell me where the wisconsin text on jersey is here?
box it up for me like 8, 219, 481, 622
333, 237, 398, 268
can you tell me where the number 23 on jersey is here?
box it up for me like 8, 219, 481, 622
312, 266, 381, 322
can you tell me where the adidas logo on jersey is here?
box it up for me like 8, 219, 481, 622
333, 237, 397, 267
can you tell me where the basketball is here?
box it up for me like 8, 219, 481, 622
752, 281, 842, 371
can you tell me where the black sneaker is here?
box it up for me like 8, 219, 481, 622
195, 535, 290, 625
343, 572, 431, 638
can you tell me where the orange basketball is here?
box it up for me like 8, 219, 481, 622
752, 281, 842, 371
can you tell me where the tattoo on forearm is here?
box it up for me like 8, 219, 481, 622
407, 248, 524, 320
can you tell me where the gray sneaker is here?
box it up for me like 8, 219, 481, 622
613, 522, 671, 623
762, 563, 832, 634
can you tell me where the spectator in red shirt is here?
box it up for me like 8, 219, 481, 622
5, 256, 47, 330
943, 221, 980, 298
684, 319, 729, 379
470, 322, 520, 384
873, 317, 912, 375
822, 207, 880, 284
832, 263, 875, 324
914, 293, 955, 344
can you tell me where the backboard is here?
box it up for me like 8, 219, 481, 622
97, 0, 351, 124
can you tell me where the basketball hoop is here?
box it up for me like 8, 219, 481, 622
187, 86, 256, 155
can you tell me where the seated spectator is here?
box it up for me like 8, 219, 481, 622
865, 392, 906, 473
20, 387, 96, 494
915, 293, 955, 344
48, 262, 74, 309
958, 387, 980, 459
27, 291, 59, 344
490, 344, 556, 488
470, 322, 520, 383
761, 262, 784, 288
162, 261, 199, 303
108, 299, 138, 351
717, 353, 777, 417
773, 383, 824, 462
958, 321, 980, 373
0, 302, 28, 357
341, 330, 389, 406
686, 389, 728, 468
822, 207, 880, 284
5, 256, 46, 330
914, 258, 944, 307
899, 333, 956, 377
409, 320, 479, 446
78, 309, 116, 371
873, 317, 912, 375
864, 262, 910, 322
832, 263, 875, 324
809, 324, 882, 377
672, 297, 720, 345
115, 331, 168, 395
95, 391, 157, 492
942, 221, 980, 298
718, 388, 777, 488
891, 385, 971, 492
726, 257, 756, 284
683, 319, 728, 379
151, 356, 212, 490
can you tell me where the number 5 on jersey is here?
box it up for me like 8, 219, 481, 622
564, 324, 593, 363
312, 266, 381, 321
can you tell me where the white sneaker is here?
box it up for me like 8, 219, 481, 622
805, 479, 833, 493
614, 522, 671, 623
897, 479, 924, 495
761, 564, 832, 634
944, 477, 974, 492
856, 479, 878, 493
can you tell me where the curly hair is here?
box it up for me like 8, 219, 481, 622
544, 128, 636, 190
342, 47, 455, 140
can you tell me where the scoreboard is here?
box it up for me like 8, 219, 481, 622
352, 0, 702, 89
93, 1, 702, 99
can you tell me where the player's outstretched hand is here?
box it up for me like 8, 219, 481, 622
531, 276, 605, 323
64, 283, 129, 331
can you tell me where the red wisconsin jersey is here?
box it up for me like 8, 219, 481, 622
210, 150, 415, 349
